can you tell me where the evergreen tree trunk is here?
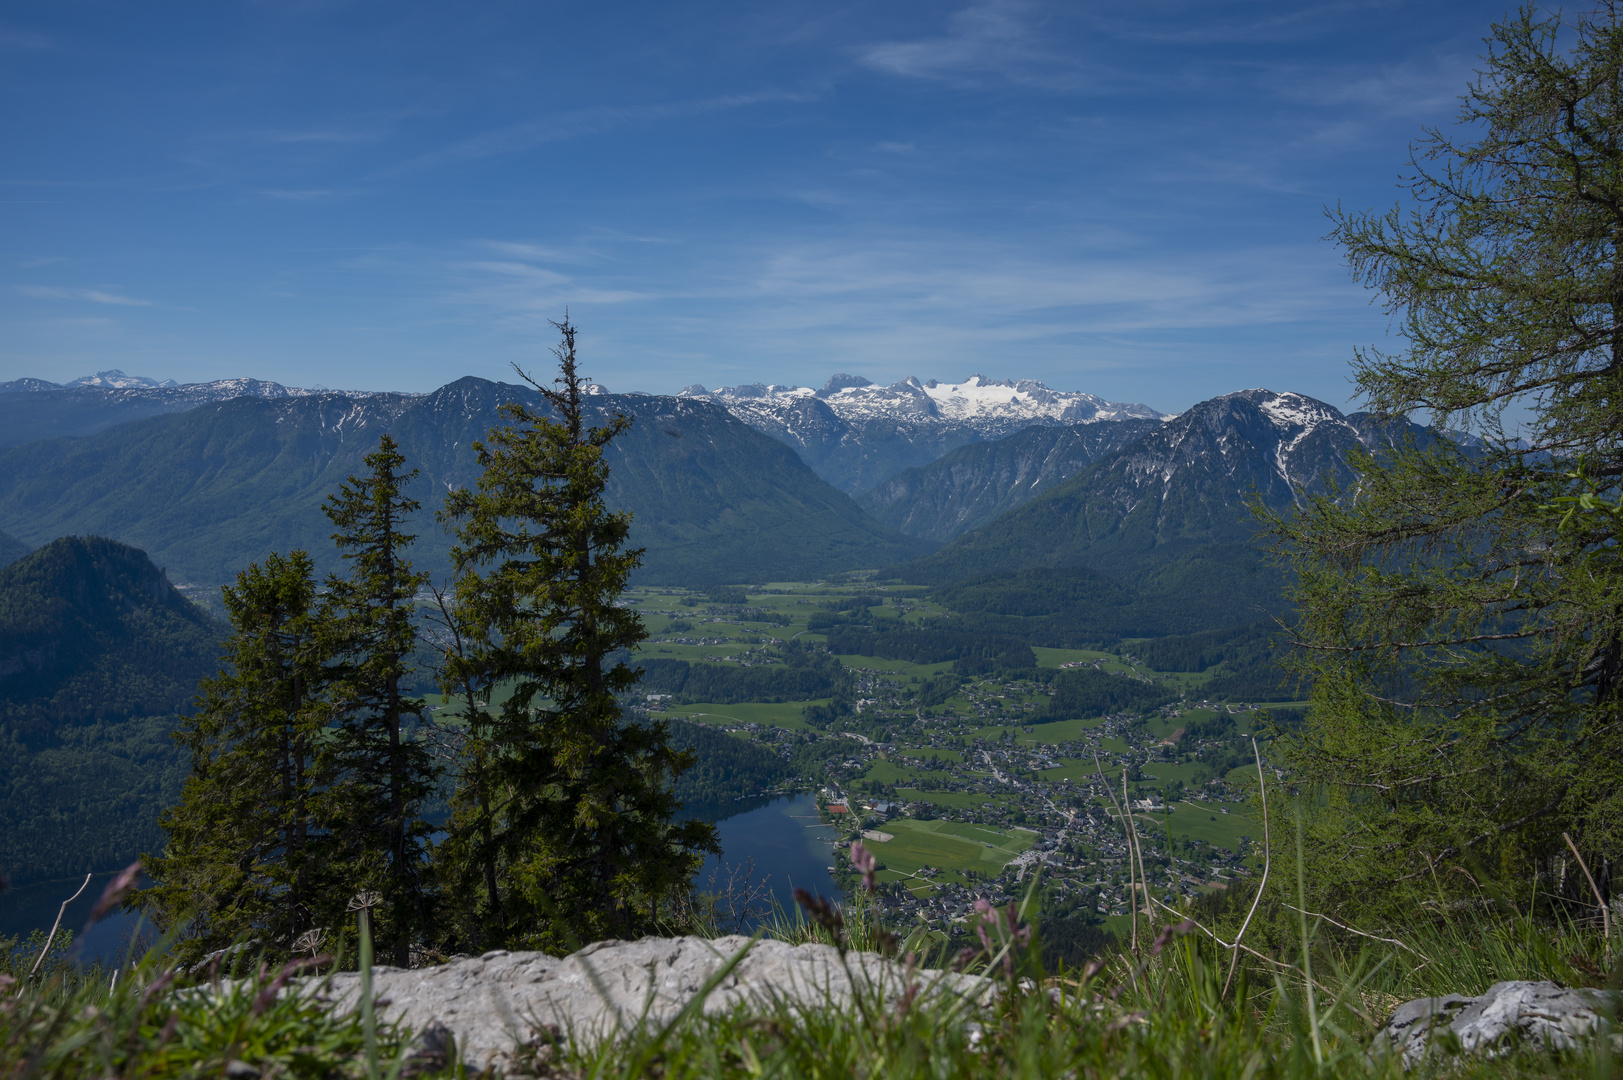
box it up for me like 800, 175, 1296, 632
139, 551, 332, 963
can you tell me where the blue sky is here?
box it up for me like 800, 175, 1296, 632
0, 0, 1515, 413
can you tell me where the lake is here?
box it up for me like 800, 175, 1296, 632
1, 792, 841, 967
0, 870, 151, 971
685, 792, 844, 927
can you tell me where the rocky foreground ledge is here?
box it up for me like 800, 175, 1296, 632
306, 937, 1620, 1072
315, 935, 994, 1072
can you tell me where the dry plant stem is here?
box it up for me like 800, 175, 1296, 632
1123, 770, 1156, 929
1562, 831, 1612, 960
1095, 752, 1136, 955
1149, 895, 1372, 1025
27, 872, 91, 981
1222, 738, 1271, 1001
1122, 770, 1146, 930
1281, 903, 1430, 961
1122, 768, 1139, 953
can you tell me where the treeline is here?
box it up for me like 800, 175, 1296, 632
1044, 668, 1179, 721
1132, 621, 1300, 702
634, 641, 849, 703
823, 624, 1036, 672
667, 719, 793, 804
0, 715, 187, 887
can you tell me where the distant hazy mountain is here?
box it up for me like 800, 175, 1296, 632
858, 417, 1165, 542
0, 536, 222, 885
0, 529, 26, 568
679, 374, 1169, 493
0, 378, 930, 588
0, 376, 349, 448
64, 368, 181, 389
896, 390, 1419, 623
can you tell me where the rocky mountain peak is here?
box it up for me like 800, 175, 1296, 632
674, 372, 1169, 492
818, 374, 873, 396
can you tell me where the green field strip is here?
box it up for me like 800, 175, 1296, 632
1030, 647, 1118, 668
1132, 803, 1257, 848
664, 700, 822, 731
832, 654, 956, 676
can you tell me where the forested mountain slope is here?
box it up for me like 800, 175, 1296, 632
858, 417, 1164, 541
0, 536, 223, 885
898, 390, 1382, 589
0, 379, 930, 588
0, 529, 26, 568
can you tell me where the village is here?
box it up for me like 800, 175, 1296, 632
624, 582, 1272, 941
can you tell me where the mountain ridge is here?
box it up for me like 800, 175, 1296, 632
858, 417, 1166, 542
0, 377, 399, 448
897, 389, 1428, 594
679, 374, 1169, 493
0, 378, 932, 588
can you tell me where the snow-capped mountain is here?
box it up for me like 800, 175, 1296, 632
900, 388, 1429, 587
678, 374, 1169, 493
0, 376, 403, 448
0, 377, 928, 587
63, 369, 182, 390
2, 371, 328, 399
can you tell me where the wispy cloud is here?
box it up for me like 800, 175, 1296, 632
18, 286, 155, 307
856, 0, 1081, 88
375, 90, 816, 177
1287, 55, 1470, 118
1089, 0, 1398, 46
257, 188, 350, 202
250, 127, 387, 145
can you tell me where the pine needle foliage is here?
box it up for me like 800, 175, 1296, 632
319, 434, 436, 968
141, 551, 334, 962
436, 318, 716, 952
1255, 3, 1623, 920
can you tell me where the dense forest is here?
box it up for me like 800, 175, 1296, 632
636, 641, 849, 704
0, 537, 222, 885
666, 718, 793, 805
1043, 668, 1180, 721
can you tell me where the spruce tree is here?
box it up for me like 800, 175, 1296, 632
437, 318, 716, 951
320, 434, 435, 967
141, 551, 333, 962
1259, 4, 1623, 920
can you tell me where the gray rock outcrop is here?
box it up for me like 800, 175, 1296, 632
317, 935, 993, 1072
1378, 980, 1615, 1066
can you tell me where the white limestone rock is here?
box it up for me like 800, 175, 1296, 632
1377, 980, 1615, 1066
317, 935, 993, 1073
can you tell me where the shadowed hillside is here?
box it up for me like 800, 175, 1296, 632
0, 379, 933, 588
0, 536, 222, 885
0, 529, 26, 569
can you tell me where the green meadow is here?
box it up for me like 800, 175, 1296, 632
866, 818, 1035, 881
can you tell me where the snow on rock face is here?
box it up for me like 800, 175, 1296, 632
1250, 389, 1345, 433
682, 373, 1169, 429
63, 369, 180, 390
